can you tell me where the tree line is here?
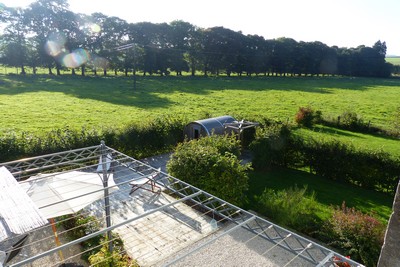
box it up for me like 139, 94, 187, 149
0, 0, 393, 77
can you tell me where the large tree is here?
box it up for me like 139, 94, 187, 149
24, 0, 71, 75
0, 7, 29, 74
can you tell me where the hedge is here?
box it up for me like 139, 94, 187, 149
0, 115, 186, 162
250, 124, 400, 194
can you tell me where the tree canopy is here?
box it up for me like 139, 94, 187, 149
0, 0, 393, 77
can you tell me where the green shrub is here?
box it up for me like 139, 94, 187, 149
339, 110, 366, 131
295, 106, 321, 128
250, 123, 299, 169
59, 213, 102, 261
88, 236, 138, 267
321, 202, 385, 267
302, 139, 400, 192
114, 115, 186, 158
167, 135, 251, 206
255, 186, 322, 233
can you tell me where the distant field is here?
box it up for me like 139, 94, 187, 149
386, 57, 400, 65
0, 74, 399, 156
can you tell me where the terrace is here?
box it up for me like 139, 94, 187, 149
0, 143, 363, 267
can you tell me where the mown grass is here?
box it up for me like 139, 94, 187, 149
386, 57, 400, 65
247, 169, 394, 223
0, 74, 399, 156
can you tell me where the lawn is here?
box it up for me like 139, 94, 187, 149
386, 57, 400, 65
247, 168, 394, 223
0, 74, 399, 157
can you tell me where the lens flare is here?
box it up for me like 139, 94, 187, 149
45, 41, 64, 57
45, 32, 67, 57
90, 23, 101, 33
62, 49, 90, 68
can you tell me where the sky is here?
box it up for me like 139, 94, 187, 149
2, 0, 400, 56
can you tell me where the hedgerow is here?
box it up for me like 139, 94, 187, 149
0, 115, 186, 162
250, 123, 400, 194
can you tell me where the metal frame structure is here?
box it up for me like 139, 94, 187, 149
0, 143, 364, 267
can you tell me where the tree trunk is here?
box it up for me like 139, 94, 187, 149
48, 67, 53, 75
81, 66, 85, 76
103, 69, 107, 76
72, 68, 76, 75
20, 65, 26, 75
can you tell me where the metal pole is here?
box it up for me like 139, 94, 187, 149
100, 141, 113, 255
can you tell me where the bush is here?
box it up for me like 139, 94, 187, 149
338, 110, 366, 131
255, 186, 322, 233
59, 213, 102, 261
321, 202, 385, 267
250, 123, 299, 169
167, 135, 251, 206
295, 106, 321, 128
88, 236, 138, 267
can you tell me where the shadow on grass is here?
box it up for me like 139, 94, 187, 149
1, 74, 400, 108
311, 125, 363, 138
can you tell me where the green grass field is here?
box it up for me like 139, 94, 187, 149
0, 73, 398, 226
386, 57, 400, 65
1, 74, 399, 157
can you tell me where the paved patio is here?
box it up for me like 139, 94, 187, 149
85, 166, 217, 266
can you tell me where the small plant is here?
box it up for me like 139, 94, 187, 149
295, 106, 321, 128
322, 202, 385, 266
88, 235, 138, 267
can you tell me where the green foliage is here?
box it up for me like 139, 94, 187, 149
394, 106, 400, 131
339, 110, 366, 131
251, 125, 400, 194
250, 123, 299, 169
88, 237, 137, 267
321, 202, 385, 267
167, 135, 251, 206
60, 213, 136, 265
255, 186, 322, 232
115, 115, 186, 158
0, 115, 185, 162
59, 213, 102, 261
302, 139, 400, 192
294, 106, 321, 128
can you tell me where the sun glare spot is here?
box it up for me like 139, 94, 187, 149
45, 41, 64, 57
90, 24, 101, 33
45, 32, 67, 57
62, 49, 90, 68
